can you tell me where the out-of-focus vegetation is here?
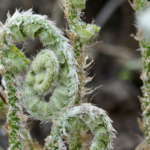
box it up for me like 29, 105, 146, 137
0, 0, 142, 150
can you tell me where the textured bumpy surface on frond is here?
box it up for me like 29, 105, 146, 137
0, 0, 116, 149
45, 103, 116, 150
4, 10, 79, 122
130, 0, 150, 148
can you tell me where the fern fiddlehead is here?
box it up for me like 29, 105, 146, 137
0, 0, 116, 149
4, 10, 79, 122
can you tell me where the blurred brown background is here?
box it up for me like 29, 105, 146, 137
0, 0, 143, 150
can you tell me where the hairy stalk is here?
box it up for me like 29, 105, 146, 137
129, 0, 150, 148
61, 0, 100, 104
0, 56, 33, 150
0, 44, 34, 149
0, 20, 32, 148
1, 59, 31, 150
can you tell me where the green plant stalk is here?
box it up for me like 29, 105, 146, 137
5, 71, 23, 150
61, 0, 100, 104
0, 46, 33, 149
0, 16, 33, 150
129, 0, 150, 148
4, 71, 34, 150
16, 103, 35, 150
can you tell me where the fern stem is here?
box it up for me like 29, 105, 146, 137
61, 0, 100, 105
130, 0, 150, 148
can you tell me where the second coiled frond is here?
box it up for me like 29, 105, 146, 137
45, 103, 116, 150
